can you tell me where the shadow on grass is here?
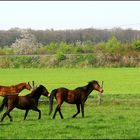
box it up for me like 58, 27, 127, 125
65, 125, 81, 129
0, 122, 12, 126
51, 115, 92, 121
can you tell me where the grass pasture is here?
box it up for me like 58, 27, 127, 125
0, 68, 140, 139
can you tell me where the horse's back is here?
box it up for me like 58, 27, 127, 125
55, 87, 82, 104
0, 86, 10, 92
55, 87, 69, 97
67, 87, 88, 103
0, 85, 18, 96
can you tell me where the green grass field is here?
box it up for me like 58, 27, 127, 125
0, 68, 140, 139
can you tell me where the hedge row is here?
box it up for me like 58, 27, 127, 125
0, 53, 139, 68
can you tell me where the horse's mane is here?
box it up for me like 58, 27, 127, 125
0, 82, 26, 87
16, 82, 28, 86
74, 84, 88, 91
27, 85, 45, 98
75, 80, 98, 91
26, 86, 40, 97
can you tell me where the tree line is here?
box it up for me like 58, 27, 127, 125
0, 27, 140, 47
0, 28, 140, 68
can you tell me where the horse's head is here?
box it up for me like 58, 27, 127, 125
25, 82, 32, 91
38, 85, 49, 97
89, 80, 103, 93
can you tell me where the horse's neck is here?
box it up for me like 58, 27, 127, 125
30, 89, 41, 100
84, 84, 94, 96
19, 86, 25, 92
17, 83, 26, 92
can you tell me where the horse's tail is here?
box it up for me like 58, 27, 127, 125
49, 89, 57, 115
0, 97, 8, 112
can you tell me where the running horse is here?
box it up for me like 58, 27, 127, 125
49, 80, 103, 119
0, 85, 49, 122
0, 82, 32, 97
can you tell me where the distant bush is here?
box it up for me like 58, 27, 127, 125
0, 54, 96, 68
132, 39, 140, 51
56, 52, 66, 61
0, 52, 139, 68
0, 57, 12, 68
105, 36, 121, 53
0, 48, 6, 55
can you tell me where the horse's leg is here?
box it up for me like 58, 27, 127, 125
1, 111, 8, 122
24, 109, 29, 120
81, 103, 85, 118
72, 103, 80, 118
7, 113, 13, 122
32, 107, 41, 119
52, 106, 58, 119
53, 99, 63, 119
1, 103, 14, 122
58, 106, 63, 119
1, 108, 13, 122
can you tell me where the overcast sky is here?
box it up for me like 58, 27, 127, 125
0, 1, 140, 30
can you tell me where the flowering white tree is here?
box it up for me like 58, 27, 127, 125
11, 29, 42, 54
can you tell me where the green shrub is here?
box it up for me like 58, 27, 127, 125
56, 52, 66, 61
0, 57, 12, 68
105, 36, 121, 53
132, 39, 140, 51
0, 48, 6, 54
85, 54, 96, 64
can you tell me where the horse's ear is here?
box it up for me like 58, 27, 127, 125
88, 80, 92, 84
101, 81, 104, 87
32, 81, 36, 89
32, 81, 35, 86
39, 85, 42, 88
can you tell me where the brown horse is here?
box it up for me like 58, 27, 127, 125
49, 80, 103, 119
0, 85, 49, 122
0, 82, 32, 97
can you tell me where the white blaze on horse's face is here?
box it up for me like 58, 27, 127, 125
99, 87, 103, 93
93, 82, 103, 93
